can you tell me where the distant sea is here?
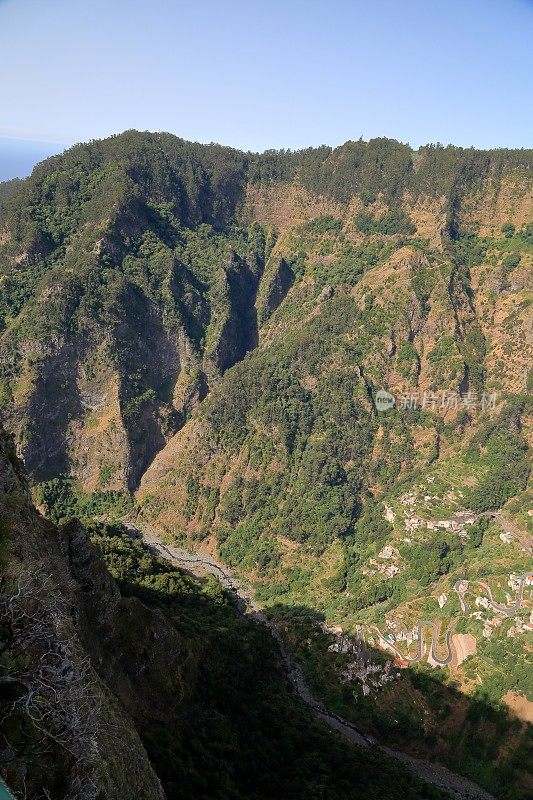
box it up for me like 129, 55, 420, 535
0, 137, 65, 181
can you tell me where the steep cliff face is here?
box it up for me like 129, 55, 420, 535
0, 160, 268, 490
1, 133, 531, 494
0, 428, 165, 799
0, 131, 532, 799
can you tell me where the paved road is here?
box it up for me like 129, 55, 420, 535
374, 511, 533, 668
479, 510, 533, 556
454, 580, 470, 614
419, 620, 457, 666
123, 522, 496, 800
479, 572, 532, 617
376, 569, 531, 668
375, 619, 456, 666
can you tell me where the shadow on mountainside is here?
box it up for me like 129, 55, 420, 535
266, 603, 532, 800
71, 537, 449, 800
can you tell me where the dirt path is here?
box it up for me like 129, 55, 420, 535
123, 523, 496, 800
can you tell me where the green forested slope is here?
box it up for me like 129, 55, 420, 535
0, 131, 532, 798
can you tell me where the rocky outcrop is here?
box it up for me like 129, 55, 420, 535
0, 427, 165, 799
256, 256, 295, 325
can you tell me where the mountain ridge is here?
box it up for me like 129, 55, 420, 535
1, 130, 531, 490
0, 129, 532, 799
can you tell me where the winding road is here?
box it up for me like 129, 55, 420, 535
404, 620, 457, 666
454, 580, 470, 614
372, 618, 457, 666
376, 571, 531, 669
374, 507, 532, 670
480, 573, 532, 617
123, 522, 496, 800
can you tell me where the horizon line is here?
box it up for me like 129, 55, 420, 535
2, 129, 533, 159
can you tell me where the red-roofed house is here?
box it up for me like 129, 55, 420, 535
393, 658, 410, 668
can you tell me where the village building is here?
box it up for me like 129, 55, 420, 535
393, 658, 410, 668
384, 505, 395, 523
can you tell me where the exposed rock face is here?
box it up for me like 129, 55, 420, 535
0, 132, 531, 494
256, 256, 295, 325
242, 182, 344, 229
0, 427, 165, 799
205, 254, 263, 373
457, 175, 533, 237
0, 239, 266, 491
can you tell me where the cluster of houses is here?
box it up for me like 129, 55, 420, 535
476, 614, 533, 639
363, 544, 402, 579
399, 491, 417, 508
472, 573, 532, 639
367, 492, 481, 580
401, 510, 476, 538
382, 618, 419, 646
396, 483, 477, 541
507, 618, 533, 638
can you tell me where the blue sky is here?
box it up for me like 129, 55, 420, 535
1, 0, 532, 179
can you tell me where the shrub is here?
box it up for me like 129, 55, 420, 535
355, 209, 416, 236
303, 215, 343, 235
467, 516, 489, 548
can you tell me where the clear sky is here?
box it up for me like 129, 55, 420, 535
0, 0, 532, 178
